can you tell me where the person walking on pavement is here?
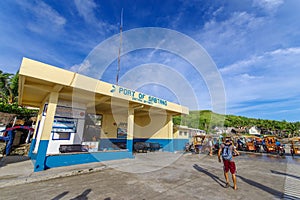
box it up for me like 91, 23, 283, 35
218, 139, 239, 190
208, 137, 213, 156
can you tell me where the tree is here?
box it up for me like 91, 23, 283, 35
0, 70, 18, 104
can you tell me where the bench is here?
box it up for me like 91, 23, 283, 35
59, 144, 88, 153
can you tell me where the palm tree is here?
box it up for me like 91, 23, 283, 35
0, 70, 18, 104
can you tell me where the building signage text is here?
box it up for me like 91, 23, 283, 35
110, 85, 167, 106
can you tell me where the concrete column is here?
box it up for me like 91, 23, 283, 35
126, 107, 134, 153
28, 105, 43, 158
168, 114, 174, 152
34, 92, 58, 172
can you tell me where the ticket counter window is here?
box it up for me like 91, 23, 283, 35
82, 114, 102, 152
52, 117, 77, 140
83, 114, 102, 141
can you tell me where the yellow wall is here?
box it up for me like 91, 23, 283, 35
173, 127, 191, 139
99, 112, 171, 139
20, 58, 188, 115
173, 128, 179, 139
101, 114, 117, 138
19, 58, 189, 143
134, 114, 170, 139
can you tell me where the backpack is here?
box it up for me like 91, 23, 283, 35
222, 143, 232, 160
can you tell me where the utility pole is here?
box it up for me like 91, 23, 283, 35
116, 8, 123, 85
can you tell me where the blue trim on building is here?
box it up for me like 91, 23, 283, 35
99, 138, 188, 152
28, 138, 36, 158
126, 139, 133, 152
45, 151, 133, 168
99, 138, 127, 150
173, 138, 189, 152
31, 152, 37, 160
29, 138, 188, 171
34, 140, 49, 172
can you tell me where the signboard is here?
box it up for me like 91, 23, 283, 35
82, 141, 99, 152
117, 122, 127, 139
110, 85, 168, 106
43, 105, 85, 119
52, 118, 77, 133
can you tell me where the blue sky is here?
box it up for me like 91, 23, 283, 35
1, 0, 300, 122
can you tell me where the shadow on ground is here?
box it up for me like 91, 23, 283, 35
52, 189, 92, 200
193, 164, 226, 187
236, 175, 288, 199
271, 169, 300, 180
0, 156, 30, 168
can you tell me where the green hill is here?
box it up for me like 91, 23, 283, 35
173, 110, 300, 137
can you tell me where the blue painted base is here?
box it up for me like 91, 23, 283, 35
34, 140, 49, 172
30, 138, 188, 171
46, 151, 133, 168
28, 138, 36, 158
99, 138, 189, 152
126, 139, 133, 152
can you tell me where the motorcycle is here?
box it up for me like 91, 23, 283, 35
185, 142, 194, 152
212, 143, 220, 155
276, 144, 285, 156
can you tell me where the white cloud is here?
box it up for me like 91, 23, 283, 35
197, 10, 267, 67
74, 0, 97, 23
69, 60, 91, 74
267, 47, 300, 55
16, 1, 66, 34
220, 47, 300, 76
73, 0, 116, 35
220, 46, 300, 117
35, 2, 66, 26
212, 7, 224, 17
240, 73, 262, 80
252, 0, 284, 14
203, 11, 263, 37
219, 55, 263, 74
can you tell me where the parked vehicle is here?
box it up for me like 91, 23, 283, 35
236, 135, 260, 152
133, 142, 161, 153
263, 135, 285, 156
185, 142, 194, 152
192, 135, 206, 154
290, 137, 300, 158
237, 137, 247, 151
263, 135, 277, 153
245, 136, 260, 151
254, 137, 264, 152
276, 144, 285, 156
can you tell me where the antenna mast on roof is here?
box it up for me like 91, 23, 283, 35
116, 8, 123, 85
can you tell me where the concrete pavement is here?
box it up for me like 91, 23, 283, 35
1, 151, 300, 199
0, 155, 107, 188
0, 151, 184, 188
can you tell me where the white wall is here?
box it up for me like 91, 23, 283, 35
34, 100, 87, 154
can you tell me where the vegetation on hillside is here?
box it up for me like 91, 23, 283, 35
0, 70, 18, 104
0, 70, 37, 119
173, 110, 300, 137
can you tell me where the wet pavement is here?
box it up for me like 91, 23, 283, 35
0, 151, 300, 200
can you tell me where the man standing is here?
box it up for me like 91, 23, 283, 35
218, 139, 239, 190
